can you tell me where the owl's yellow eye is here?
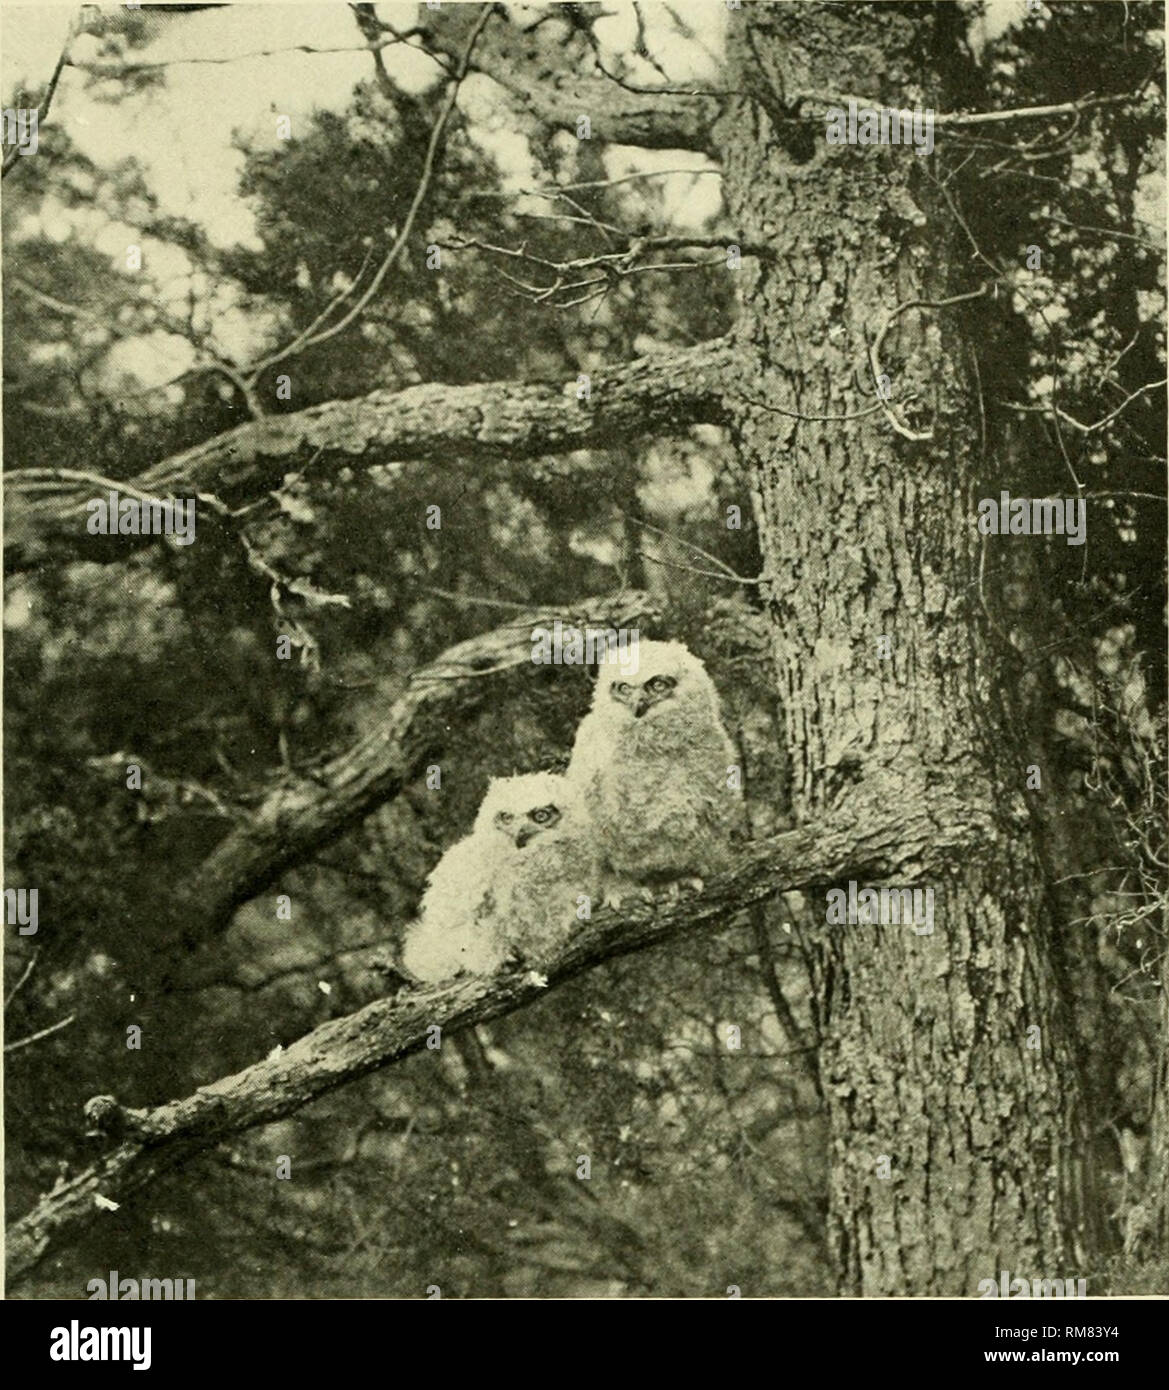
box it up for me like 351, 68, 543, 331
530, 805, 556, 824
647, 675, 676, 694
613, 682, 632, 697
498, 812, 513, 823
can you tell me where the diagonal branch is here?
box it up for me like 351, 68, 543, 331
1, 10, 78, 179
6, 806, 936, 1283
4, 339, 737, 571
420, 4, 720, 153
172, 591, 661, 946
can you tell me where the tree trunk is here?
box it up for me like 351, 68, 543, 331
718, 3, 1096, 1294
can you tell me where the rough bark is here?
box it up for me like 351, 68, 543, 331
5, 339, 734, 571
1152, 939, 1169, 1247
423, 4, 720, 152
716, 4, 1095, 1293
3, 1, 1120, 1301
6, 793, 984, 1285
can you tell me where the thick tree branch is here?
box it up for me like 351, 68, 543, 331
172, 591, 661, 945
8, 789, 984, 1283
5, 339, 736, 571
421, 4, 719, 152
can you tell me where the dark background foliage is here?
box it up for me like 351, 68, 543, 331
3, 1, 1164, 1297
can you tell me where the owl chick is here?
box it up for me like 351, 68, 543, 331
566, 639, 744, 904
401, 771, 601, 983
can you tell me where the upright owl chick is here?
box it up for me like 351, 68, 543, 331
566, 638, 743, 902
401, 771, 600, 983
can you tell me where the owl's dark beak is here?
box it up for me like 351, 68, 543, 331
514, 825, 537, 849
632, 695, 650, 718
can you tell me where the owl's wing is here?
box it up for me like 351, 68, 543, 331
501, 831, 603, 956
401, 834, 504, 982
695, 778, 748, 865
681, 724, 745, 832
419, 835, 491, 924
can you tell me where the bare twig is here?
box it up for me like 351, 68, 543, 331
796, 88, 1150, 129
867, 285, 989, 441
245, 4, 495, 382
72, 37, 416, 76
4, 1015, 75, 1054
444, 230, 761, 308
739, 393, 885, 425
999, 378, 1166, 435
2, 10, 77, 179
1042, 213, 1163, 254
5, 950, 40, 1009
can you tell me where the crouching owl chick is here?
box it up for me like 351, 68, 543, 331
566, 638, 744, 904
401, 771, 601, 983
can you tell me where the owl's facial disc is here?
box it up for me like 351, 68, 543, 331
610, 673, 678, 718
